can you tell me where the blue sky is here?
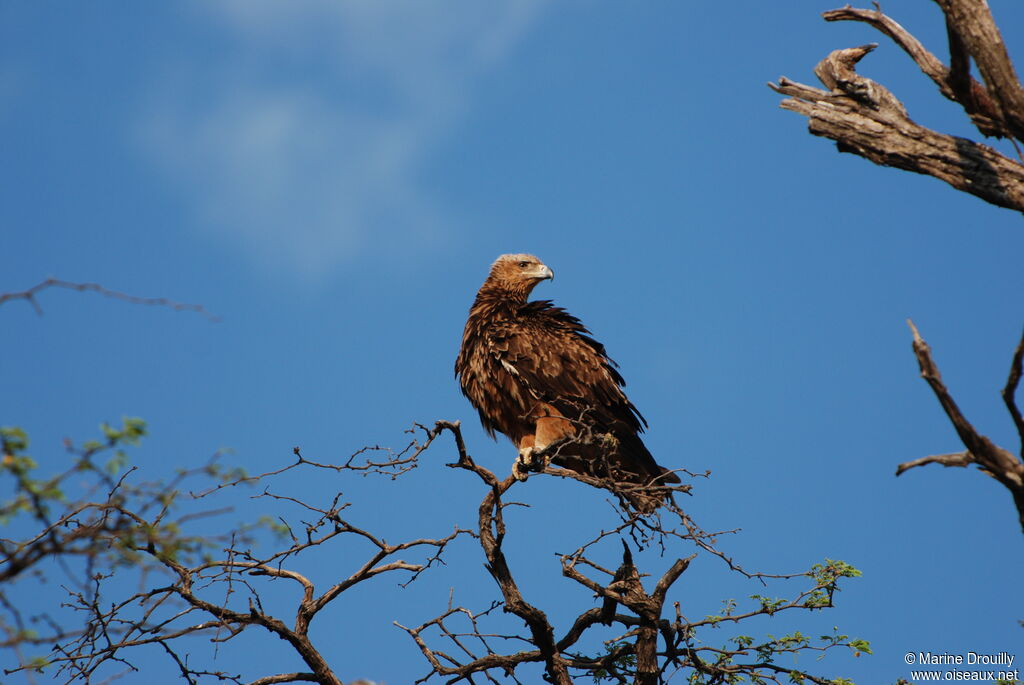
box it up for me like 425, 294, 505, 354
3, 2, 1023, 683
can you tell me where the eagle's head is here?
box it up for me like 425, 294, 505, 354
487, 254, 554, 299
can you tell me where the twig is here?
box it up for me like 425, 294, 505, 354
0, 278, 220, 321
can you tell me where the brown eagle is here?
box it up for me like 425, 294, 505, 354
455, 254, 679, 502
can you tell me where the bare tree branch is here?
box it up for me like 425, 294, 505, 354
1, 421, 472, 684
771, 5, 1024, 214
896, 450, 974, 475
821, 5, 1005, 137
398, 422, 868, 685
0, 278, 220, 320
247, 674, 319, 685
900, 320, 1024, 532
934, 0, 1024, 140
1002, 328, 1024, 453
3, 419, 868, 684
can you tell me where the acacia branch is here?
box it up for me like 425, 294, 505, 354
305, 525, 467, 621
562, 545, 693, 685
2, 429, 470, 685
478, 486, 572, 683
6, 420, 868, 684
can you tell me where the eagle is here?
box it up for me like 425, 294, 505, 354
455, 254, 679, 507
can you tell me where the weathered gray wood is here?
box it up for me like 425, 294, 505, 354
772, 5, 1024, 215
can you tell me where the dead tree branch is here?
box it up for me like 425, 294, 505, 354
897, 321, 1024, 533
771, 5, 1024, 213
935, 0, 1024, 140
895, 450, 973, 475
821, 5, 1005, 136
1002, 328, 1024, 449
0, 278, 220, 320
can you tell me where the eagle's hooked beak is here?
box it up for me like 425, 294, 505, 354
539, 264, 554, 282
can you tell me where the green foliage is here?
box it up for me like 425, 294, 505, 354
706, 597, 740, 625
803, 560, 862, 610
750, 593, 787, 614
0, 419, 279, 678
848, 639, 872, 656
590, 643, 636, 682
584, 556, 869, 685
0, 418, 150, 524
1, 425, 48, 521
0, 425, 29, 452
100, 416, 147, 446
812, 559, 862, 582
258, 515, 294, 540
3, 418, 871, 685
204, 460, 249, 484
100, 416, 146, 475
25, 656, 50, 672
732, 634, 754, 648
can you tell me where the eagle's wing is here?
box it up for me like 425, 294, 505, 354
491, 301, 646, 436
466, 299, 679, 489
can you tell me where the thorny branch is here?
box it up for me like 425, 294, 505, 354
1, 423, 471, 684
897, 321, 1024, 533
398, 421, 867, 685
4, 418, 867, 684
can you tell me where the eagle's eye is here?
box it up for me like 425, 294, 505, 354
518, 261, 529, 268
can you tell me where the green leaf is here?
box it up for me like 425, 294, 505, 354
848, 639, 872, 656
0, 426, 29, 452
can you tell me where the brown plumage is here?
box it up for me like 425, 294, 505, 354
455, 254, 679, 504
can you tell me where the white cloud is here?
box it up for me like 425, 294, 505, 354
138, 0, 546, 281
